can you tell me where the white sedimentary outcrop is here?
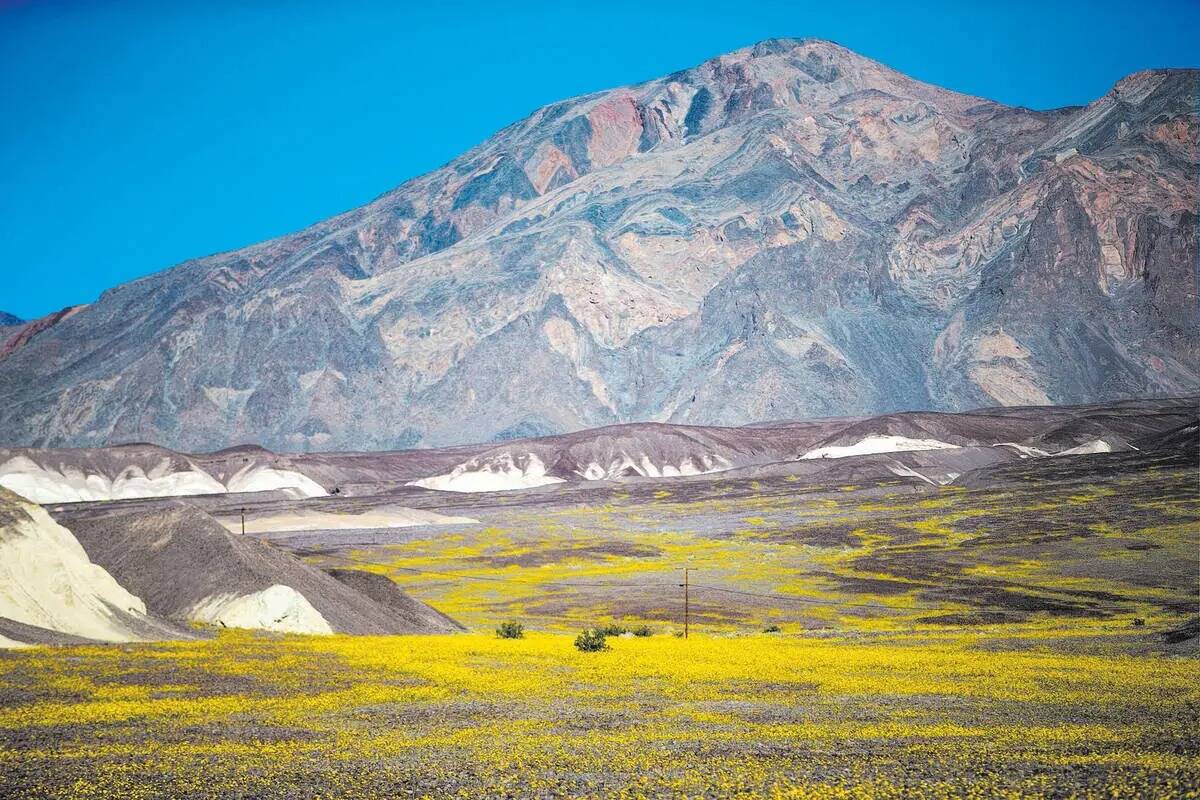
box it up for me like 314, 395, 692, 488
413, 448, 740, 492
994, 442, 1051, 458
0, 489, 150, 644
800, 436, 960, 460
0, 456, 327, 504
1055, 439, 1115, 456
577, 453, 732, 480
188, 584, 333, 635
411, 453, 565, 493
0, 456, 225, 504
221, 506, 477, 534
223, 465, 327, 498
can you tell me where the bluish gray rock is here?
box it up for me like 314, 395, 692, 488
0, 40, 1194, 451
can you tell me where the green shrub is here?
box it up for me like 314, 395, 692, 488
763, 624, 782, 634
595, 623, 627, 637
631, 625, 652, 637
495, 621, 524, 639
574, 628, 609, 652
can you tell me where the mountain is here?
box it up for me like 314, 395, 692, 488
0, 312, 22, 327
0, 39, 1194, 451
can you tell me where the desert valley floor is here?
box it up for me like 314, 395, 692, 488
1, 22, 1198, 799
0, 398, 1197, 797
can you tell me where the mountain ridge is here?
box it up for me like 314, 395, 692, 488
0, 39, 1195, 451
8, 48, 1193, 303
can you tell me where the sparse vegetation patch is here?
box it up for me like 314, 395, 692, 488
574, 628, 610, 652
495, 621, 524, 639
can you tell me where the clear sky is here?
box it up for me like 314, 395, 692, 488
1, 0, 1197, 320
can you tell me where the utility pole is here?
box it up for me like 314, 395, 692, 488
240, 508, 246, 536
679, 567, 693, 639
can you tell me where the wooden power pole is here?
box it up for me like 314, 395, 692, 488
680, 567, 693, 639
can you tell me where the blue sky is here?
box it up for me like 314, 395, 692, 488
1, 0, 1197, 320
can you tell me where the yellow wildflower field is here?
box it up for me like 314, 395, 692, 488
4, 444, 1196, 797
303, 466, 1199, 634
1, 625, 1197, 798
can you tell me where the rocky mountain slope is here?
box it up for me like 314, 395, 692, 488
0, 39, 1195, 451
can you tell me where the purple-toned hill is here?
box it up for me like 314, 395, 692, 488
0, 40, 1194, 451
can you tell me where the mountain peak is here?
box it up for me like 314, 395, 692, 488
0, 46, 1195, 452
745, 36, 847, 57
666, 36, 998, 122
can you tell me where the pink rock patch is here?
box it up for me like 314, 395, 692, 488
524, 143, 576, 194
586, 95, 642, 168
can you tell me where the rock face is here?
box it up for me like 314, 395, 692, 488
0, 487, 170, 646
57, 502, 463, 635
325, 569, 464, 633
0, 39, 1194, 451
0, 443, 327, 503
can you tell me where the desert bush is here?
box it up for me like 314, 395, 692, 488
631, 625, 652, 637
595, 623, 627, 637
495, 621, 524, 639
574, 628, 609, 652
763, 624, 782, 633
